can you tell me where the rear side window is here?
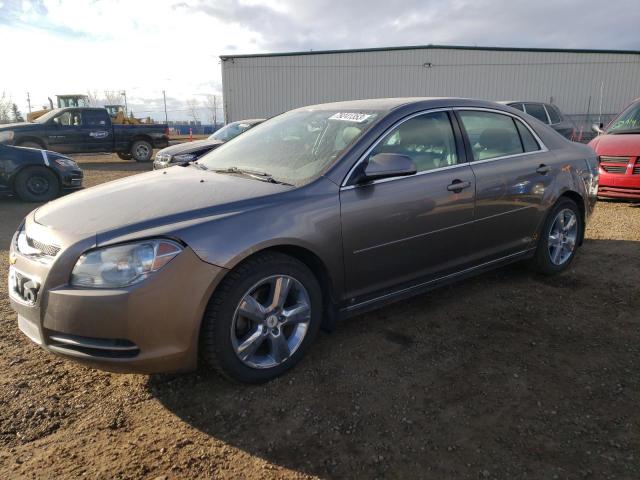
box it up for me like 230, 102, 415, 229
524, 103, 549, 124
545, 105, 562, 124
458, 111, 524, 161
84, 110, 109, 127
515, 119, 541, 152
368, 111, 458, 173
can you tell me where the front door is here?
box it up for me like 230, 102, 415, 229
455, 109, 553, 261
46, 110, 84, 153
340, 110, 476, 301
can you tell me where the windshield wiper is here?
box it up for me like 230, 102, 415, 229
212, 167, 293, 185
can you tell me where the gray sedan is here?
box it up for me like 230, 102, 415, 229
9, 98, 599, 383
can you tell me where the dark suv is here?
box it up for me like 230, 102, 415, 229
501, 102, 575, 140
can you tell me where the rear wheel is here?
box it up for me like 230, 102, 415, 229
529, 198, 582, 275
117, 152, 133, 160
200, 252, 322, 383
130, 140, 153, 162
13, 166, 60, 202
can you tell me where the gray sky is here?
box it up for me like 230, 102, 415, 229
2, 0, 639, 121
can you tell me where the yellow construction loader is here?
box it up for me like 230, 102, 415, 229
27, 94, 90, 122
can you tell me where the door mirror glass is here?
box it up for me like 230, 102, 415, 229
359, 153, 417, 183
591, 123, 604, 134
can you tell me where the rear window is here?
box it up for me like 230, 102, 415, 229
545, 105, 562, 124
524, 104, 549, 124
515, 119, 540, 152
458, 110, 524, 161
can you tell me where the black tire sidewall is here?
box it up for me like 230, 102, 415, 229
535, 198, 582, 274
130, 140, 153, 162
202, 254, 322, 383
14, 166, 60, 202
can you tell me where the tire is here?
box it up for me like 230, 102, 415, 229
13, 166, 60, 202
529, 197, 583, 275
18, 141, 44, 150
200, 252, 322, 383
130, 140, 153, 162
117, 152, 133, 160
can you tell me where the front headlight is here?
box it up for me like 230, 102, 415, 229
172, 153, 196, 163
71, 239, 182, 288
53, 157, 78, 168
0, 131, 15, 143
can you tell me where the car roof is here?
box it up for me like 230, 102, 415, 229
499, 100, 550, 106
298, 97, 513, 113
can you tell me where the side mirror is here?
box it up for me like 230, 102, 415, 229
591, 123, 605, 135
357, 153, 417, 183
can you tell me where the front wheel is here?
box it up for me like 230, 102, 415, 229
130, 140, 153, 162
200, 252, 322, 383
13, 166, 60, 202
529, 198, 582, 275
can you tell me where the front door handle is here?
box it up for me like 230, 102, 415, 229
536, 164, 551, 175
447, 179, 471, 193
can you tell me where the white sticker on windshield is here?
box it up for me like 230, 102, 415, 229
329, 112, 375, 123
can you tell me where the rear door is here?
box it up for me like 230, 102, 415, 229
340, 110, 476, 300
455, 108, 553, 261
81, 110, 113, 152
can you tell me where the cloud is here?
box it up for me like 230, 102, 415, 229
2, 0, 639, 121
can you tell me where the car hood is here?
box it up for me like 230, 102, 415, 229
34, 166, 292, 241
589, 133, 640, 156
0, 122, 37, 131
158, 139, 224, 157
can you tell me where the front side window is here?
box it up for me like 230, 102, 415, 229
53, 111, 82, 127
366, 111, 458, 173
199, 109, 381, 186
524, 103, 549, 124
458, 111, 524, 161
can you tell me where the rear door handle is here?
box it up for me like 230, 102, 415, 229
536, 164, 551, 175
447, 179, 471, 193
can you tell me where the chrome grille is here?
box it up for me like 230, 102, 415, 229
634, 165, 640, 175
26, 236, 60, 256
601, 165, 627, 174
600, 156, 630, 164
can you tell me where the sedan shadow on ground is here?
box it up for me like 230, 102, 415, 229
149, 239, 640, 479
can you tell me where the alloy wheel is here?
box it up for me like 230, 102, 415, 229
231, 275, 311, 369
26, 175, 50, 196
547, 208, 578, 265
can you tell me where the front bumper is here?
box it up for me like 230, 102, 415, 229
9, 228, 227, 374
60, 168, 83, 190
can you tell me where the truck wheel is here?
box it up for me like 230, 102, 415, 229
14, 166, 60, 202
18, 141, 44, 150
130, 140, 153, 162
117, 152, 133, 160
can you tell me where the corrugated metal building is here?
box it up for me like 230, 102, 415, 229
220, 44, 640, 128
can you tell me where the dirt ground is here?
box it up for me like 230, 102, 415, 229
1, 154, 639, 479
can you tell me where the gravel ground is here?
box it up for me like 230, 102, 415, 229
1, 154, 639, 479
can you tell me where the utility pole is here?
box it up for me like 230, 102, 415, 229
162, 90, 168, 124
121, 90, 128, 116
26, 92, 32, 114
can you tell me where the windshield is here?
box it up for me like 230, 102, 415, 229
607, 102, 640, 133
198, 109, 381, 186
208, 121, 258, 141
33, 109, 63, 124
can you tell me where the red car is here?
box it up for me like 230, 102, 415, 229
589, 100, 640, 199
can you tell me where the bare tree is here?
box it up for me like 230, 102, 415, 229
86, 90, 101, 106
104, 90, 123, 105
0, 92, 12, 124
186, 98, 200, 123
204, 94, 219, 126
